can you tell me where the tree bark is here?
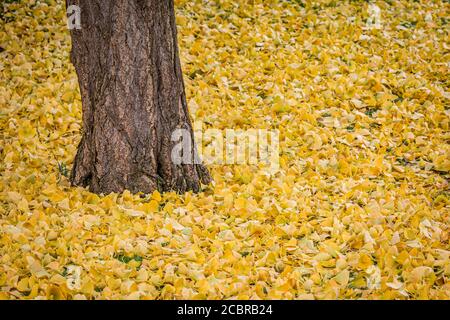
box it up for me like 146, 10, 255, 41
66, 0, 211, 194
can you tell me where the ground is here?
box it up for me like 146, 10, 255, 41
0, 0, 449, 300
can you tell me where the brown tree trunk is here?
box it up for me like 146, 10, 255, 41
66, 0, 211, 194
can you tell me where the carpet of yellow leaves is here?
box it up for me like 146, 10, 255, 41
0, 0, 449, 300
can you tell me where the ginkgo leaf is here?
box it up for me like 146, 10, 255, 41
0, 0, 448, 301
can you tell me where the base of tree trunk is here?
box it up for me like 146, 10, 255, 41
67, 0, 211, 194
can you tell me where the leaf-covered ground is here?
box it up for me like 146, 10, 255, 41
0, 0, 449, 299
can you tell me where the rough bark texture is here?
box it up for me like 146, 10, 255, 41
67, 0, 211, 194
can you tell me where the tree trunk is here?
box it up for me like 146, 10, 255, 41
66, 0, 211, 194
